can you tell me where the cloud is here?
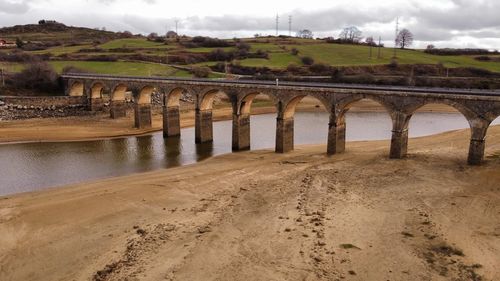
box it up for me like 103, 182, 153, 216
0, 0, 31, 14
0, 0, 499, 49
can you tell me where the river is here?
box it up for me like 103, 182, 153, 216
1, 112, 498, 196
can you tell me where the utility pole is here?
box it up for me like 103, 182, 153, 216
288, 15, 292, 37
393, 17, 399, 59
378, 36, 382, 59
275, 14, 279, 36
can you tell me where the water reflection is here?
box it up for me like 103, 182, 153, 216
164, 136, 181, 168
196, 142, 214, 162
1, 112, 498, 196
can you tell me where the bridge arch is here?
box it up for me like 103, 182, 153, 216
90, 82, 105, 99
194, 88, 233, 144
198, 88, 232, 111
336, 94, 394, 123
239, 91, 278, 115
327, 95, 395, 156
406, 99, 479, 124
165, 87, 187, 108
275, 94, 330, 153
135, 85, 154, 104
111, 83, 127, 101
68, 81, 84, 97
280, 95, 331, 119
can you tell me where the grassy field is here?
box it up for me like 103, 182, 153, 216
99, 38, 170, 49
290, 44, 500, 72
0, 60, 229, 78
30, 44, 93, 55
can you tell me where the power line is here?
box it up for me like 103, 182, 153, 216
276, 14, 279, 36
288, 15, 292, 37
393, 17, 399, 58
378, 36, 382, 59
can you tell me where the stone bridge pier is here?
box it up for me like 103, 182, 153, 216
87, 82, 106, 112
163, 105, 181, 137
110, 100, 126, 119
195, 108, 213, 143
468, 119, 491, 165
110, 84, 127, 119
133, 86, 153, 129
232, 113, 251, 151
389, 111, 411, 159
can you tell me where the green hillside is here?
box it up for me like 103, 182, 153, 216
1, 23, 499, 77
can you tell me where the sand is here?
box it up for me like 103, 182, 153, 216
0, 124, 499, 281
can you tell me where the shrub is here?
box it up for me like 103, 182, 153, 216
291, 48, 299, 55
208, 49, 234, 61
286, 63, 301, 73
191, 66, 211, 78
13, 61, 60, 93
309, 63, 330, 74
301, 56, 314, 66
236, 42, 251, 52
388, 58, 399, 69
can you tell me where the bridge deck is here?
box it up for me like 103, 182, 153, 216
62, 73, 500, 98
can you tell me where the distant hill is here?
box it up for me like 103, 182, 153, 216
0, 20, 133, 45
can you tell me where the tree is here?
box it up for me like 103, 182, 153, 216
147, 32, 159, 41
297, 29, 314, 39
339, 26, 362, 43
13, 60, 60, 93
191, 66, 211, 78
15, 38, 24, 49
426, 44, 435, 50
365, 36, 376, 46
301, 56, 314, 65
166, 31, 177, 38
396, 29, 414, 49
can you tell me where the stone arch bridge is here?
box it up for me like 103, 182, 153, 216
62, 74, 500, 165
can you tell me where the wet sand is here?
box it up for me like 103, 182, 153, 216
0, 125, 499, 281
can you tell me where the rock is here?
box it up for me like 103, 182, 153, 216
197, 225, 212, 234
0, 101, 4, 106
164, 224, 176, 232
58, 109, 64, 113
17, 105, 23, 110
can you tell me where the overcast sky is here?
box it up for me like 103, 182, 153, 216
0, 0, 499, 49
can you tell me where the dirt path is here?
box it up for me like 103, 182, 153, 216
1, 126, 499, 281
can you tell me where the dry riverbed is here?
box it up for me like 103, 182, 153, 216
0, 125, 499, 281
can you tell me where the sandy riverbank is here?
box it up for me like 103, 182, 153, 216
0, 99, 458, 144
0, 125, 499, 281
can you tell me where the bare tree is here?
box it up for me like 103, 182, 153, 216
396, 29, 414, 49
297, 29, 314, 39
339, 26, 362, 43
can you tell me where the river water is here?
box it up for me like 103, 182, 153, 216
1, 112, 498, 196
